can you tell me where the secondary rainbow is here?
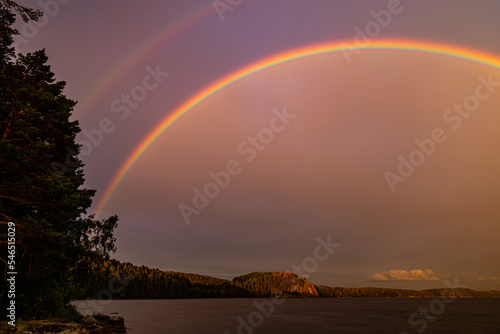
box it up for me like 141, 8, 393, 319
94, 39, 500, 218
74, 3, 214, 117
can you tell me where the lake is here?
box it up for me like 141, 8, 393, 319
72, 298, 500, 333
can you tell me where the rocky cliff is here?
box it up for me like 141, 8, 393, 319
233, 271, 320, 298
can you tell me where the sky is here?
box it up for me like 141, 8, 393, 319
13, 0, 500, 290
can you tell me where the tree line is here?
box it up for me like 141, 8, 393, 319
68, 258, 252, 300
70, 259, 500, 300
316, 285, 500, 298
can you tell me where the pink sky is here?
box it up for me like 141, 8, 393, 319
14, 0, 500, 290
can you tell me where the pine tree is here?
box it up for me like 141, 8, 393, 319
0, 1, 118, 319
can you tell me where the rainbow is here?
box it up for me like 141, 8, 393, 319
94, 39, 500, 218
74, 3, 214, 117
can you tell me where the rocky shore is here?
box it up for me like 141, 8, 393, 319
0, 315, 126, 334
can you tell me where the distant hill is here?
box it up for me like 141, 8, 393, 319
69, 259, 500, 300
316, 285, 500, 298
232, 271, 319, 297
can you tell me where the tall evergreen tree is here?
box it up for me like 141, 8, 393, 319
0, 1, 118, 319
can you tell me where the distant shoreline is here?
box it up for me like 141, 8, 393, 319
70, 259, 500, 301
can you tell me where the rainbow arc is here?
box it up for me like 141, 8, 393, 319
94, 39, 500, 218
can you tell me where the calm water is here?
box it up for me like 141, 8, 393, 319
72, 298, 500, 334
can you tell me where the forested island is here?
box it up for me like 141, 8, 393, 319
70, 258, 500, 300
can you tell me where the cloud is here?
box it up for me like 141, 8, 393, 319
476, 276, 500, 283
367, 269, 442, 281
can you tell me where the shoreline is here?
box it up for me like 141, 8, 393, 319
0, 315, 126, 334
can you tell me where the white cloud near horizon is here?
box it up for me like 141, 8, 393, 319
368, 269, 442, 281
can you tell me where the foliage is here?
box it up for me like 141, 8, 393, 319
72, 259, 500, 300
0, 1, 118, 319
316, 285, 500, 298
232, 271, 315, 297
69, 259, 253, 300
0, 0, 41, 62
